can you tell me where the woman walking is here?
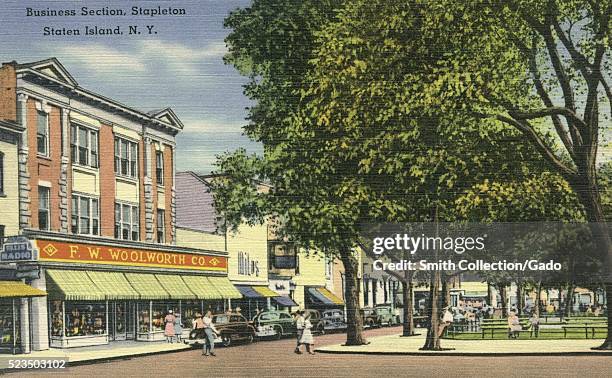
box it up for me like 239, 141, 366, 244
299, 312, 315, 355
174, 312, 183, 343
202, 310, 218, 356
164, 310, 176, 343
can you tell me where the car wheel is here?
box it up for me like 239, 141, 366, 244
318, 325, 326, 335
368, 320, 374, 328
247, 333, 254, 344
221, 335, 232, 347
273, 325, 282, 340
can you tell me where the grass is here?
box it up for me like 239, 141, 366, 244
447, 329, 607, 340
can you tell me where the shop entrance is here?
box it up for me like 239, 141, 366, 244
110, 302, 136, 341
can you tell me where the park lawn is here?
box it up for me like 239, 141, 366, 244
447, 329, 607, 340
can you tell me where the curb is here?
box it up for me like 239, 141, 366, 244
314, 349, 612, 357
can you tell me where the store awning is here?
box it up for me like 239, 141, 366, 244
124, 273, 170, 300
181, 276, 222, 300
207, 276, 242, 299
0, 281, 47, 298
46, 270, 105, 301
155, 274, 197, 299
307, 287, 344, 306
272, 296, 298, 307
87, 271, 140, 300
236, 285, 279, 298
253, 286, 280, 297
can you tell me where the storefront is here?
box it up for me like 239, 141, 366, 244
0, 281, 47, 354
234, 285, 297, 319
6, 231, 242, 349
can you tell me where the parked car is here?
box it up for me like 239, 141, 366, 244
320, 309, 347, 333
374, 305, 397, 326
186, 313, 255, 347
361, 308, 379, 328
300, 309, 325, 334
252, 310, 296, 339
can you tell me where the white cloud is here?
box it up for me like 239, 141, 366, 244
181, 119, 245, 133
51, 45, 148, 73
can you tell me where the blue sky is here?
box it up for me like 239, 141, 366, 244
0, 0, 261, 173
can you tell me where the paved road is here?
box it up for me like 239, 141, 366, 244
10, 326, 612, 377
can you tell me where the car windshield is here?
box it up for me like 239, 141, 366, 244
213, 315, 229, 324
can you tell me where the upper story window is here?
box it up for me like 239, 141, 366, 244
71, 194, 99, 235
70, 123, 99, 168
0, 225, 5, 248
38, 186, 50, 231
0, 152, 4, 195
114, 137, 138, 178
155, 150, 164, 185
115, 202, 139, 241
156, 209, 165, 243
36, 110, 49, 156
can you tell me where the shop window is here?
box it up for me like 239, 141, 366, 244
49, 300, 63, 337
71, 194, 99, 235
0, 225, 5, 248
0, 152, 4, 195
115, 202, 139, 241
156, 209, 165, 243
38, 186, 50, 231
70, 123, 98, 168
155, 150, 164, 185
114, 137, 138, 178
36, 110, 48, 156
64, 302, 106, 337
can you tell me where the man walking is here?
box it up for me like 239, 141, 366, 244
294, 310, 305, 354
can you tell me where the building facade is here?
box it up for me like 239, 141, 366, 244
0, 59, 239, 353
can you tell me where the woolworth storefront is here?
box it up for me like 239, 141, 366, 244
0, 230, 241, 351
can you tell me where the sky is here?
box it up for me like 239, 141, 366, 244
0, 0, 261, 173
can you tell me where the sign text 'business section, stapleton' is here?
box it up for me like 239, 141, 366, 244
36, 240, 226, 271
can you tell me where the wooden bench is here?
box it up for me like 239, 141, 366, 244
562, 324, 608, 339
480, 324, 529, 339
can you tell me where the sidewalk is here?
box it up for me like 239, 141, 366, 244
316, 332, 612, 356
9, 340, 191, 365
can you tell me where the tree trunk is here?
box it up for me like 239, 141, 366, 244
487, 282, 493, 310
421, 271, 441, 350
340, 249, 366, 346
499, 285, 508, 318
401, 273, 415, 336
564, 282, 575, 318
516, 281, 522, 316
535, 281, 542, 317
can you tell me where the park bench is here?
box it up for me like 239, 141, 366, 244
480, 323, 530, 339
561, 323, 608, 339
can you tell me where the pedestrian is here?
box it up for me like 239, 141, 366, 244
202, 310, 218, 357
437, 306, 454, 337
294, 310, 305, 354
299, 312, 315, 355
528, 312, 540, 338
507, 312, 521, 339
174, 312, 183, 343
164, 310, 176, 343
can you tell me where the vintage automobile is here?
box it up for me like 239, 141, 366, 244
320, 309, 347, 333
361, 308, 379, 328
299, 309, 325, 334
186, 313, 256, 347
252, 310, 297, 339
374, 305, 397, 326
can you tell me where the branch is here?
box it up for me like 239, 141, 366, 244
512, 107, 589, 130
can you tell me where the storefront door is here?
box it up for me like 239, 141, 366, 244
111, 302, 127, 341
126, 302, 136, 340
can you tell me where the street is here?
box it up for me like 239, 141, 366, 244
8, 326, 612, 378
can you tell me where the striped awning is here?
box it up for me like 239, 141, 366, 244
273, 295, 298, 307
124, 273, 170, 300
307, 287, 344, 306
181, 276, 221, 300
155, 274, 196, 299
46, 270, 105, 301
0, 281, 47, 298
208, 276, 241, 299
253, 286, 280, 297
87, 271, 140, 300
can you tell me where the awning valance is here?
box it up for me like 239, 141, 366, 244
46, 270, 105, 301
253, 286, 280, 298
87, 271, 140, 300
307, 287, 344, 306
124, 273, 170, 300
0, 281, 47, 298
208, 277, 241, 299
236, 285, 280, 298
181, 276, 221, 300
155, 274, 196, 299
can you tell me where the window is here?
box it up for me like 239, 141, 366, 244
114, 137, 138, 178
156, 209, 165, 243
0, 225, 5, 248
155, 150, 164, 185
70, 124, 99, 168
37, 110, 48, 156
0, 152, 4, 194
38, 186, 50, 231
71, 194, 99, 235
115, 202, 139, 241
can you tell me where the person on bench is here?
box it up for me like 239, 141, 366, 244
528, 313, 540, 337
507, 312, 521, 339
